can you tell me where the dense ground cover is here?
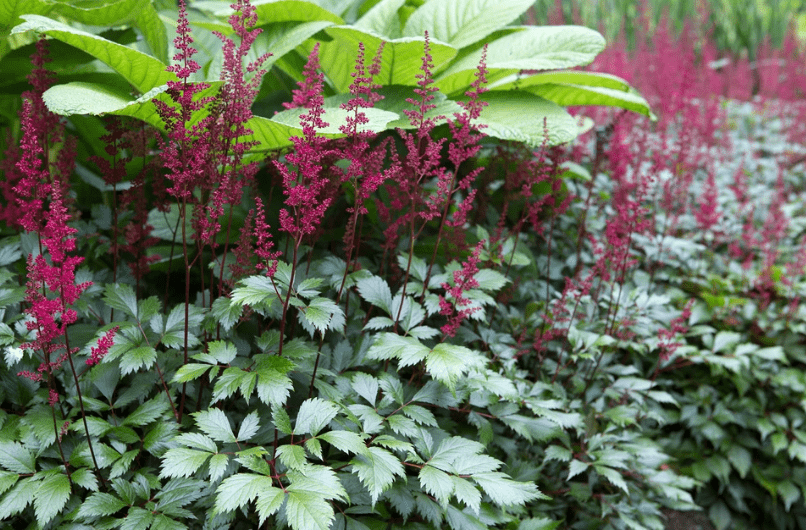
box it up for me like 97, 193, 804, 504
2, 1, 806, 529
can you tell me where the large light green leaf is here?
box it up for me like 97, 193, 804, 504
473, 91, 582, 147
11, 14, 174, 93
403, 0, 533, 49
206, 20, 333, 82
271, 104, 399, 135
135, 3, 169, 64
0, 0, 54, 60
524, 83, 655, 119
350, 446, 404, 504
365, 86, 462, 129
436, 25, 605, 96
42, 81, 299, 152
494, 70, 630, 92
313, 26, 457, 93
51, 0, 147, 26
194, 0, 344, 25
354, 0, 405, 38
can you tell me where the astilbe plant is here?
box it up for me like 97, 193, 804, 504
9, 0, 806, 529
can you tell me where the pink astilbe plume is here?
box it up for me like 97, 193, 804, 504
439, 241, 485, 338
86, 326, 120, 366
253, 197, 281, 277
202, 0, 272, 247
153, 0, 215, 201
18, 187, 91, 382
275, 44, 334, 240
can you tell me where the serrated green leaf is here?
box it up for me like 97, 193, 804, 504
160, 448, 212, 478
256, 487, 285, 525
352, 372, 379, 406
211, 296, 244, 332
237, 411, 261, 442
121, 506, 154, 530
285, 490, 334, 530
356, 276, 393, 314
0, 477, 36, 519
419, 465, 454, 507
594, 465, 629, 493
300, 296, 344, 336
277, 444, 308, 470
208, 453, 229, 482
122, 395, 170, 427
211, 366, 255, 403
119, 345, 157, 375
426, 343, 485, 391
103, 283, 139, 320
545, 445, 572, 462
403, 0, 533, 49
208, 340, 238, 364
319, 430, 367, 455
174, 432, 218, 452
350, 446, 404, 504
0, 441, 35, 473
295, 398, 339, 436
34, 472, 70, 526
76, 492, 127, 520
0, 470, 18, 495
366, 332, 429, 366
231, 275, 279, 307
172, 363, 212, 384
214, 473, 276, 515
472, 472, 546, 506
194, 408, 237, 443
273, 407, 293, 435
256, 356, 295, 408
567, 459, 588, 480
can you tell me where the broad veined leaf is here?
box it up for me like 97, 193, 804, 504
208, 19, 333, 80
52, 0, 147, 25
403, 0, 534, 49
350, 446, 405, 504
370, 86, 463, 129
160, 448, 212, 478
490, 70, 630, 92
193, 408, 237, 444
271, 104, 400, 136
134, 3, 169, 64
294, 398, 339, 436
435, 25, 605, 96
0, 471, 18, 495
311, 27, 457, 93
231, 274, 280, 307
11, 15, 174, 93
34, 472, 71, 526
472, 91, 582, 147
353, 0, 406, 38
523, 83, 655, 119
195, 0, 344, 25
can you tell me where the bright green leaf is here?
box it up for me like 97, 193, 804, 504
34, 472, 71, 527
194, 408, 237, 444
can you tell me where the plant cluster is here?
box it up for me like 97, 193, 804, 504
2, 1, 806, 530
